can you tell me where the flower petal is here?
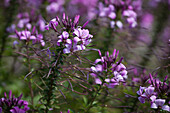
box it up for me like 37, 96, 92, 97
155, 99, 165, 107
138, 97, 145, 103
162, 105, 170, 112
151, 103, 157, 109
95, 78, 102, 84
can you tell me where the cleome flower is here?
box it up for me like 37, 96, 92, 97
98, 0, 141, 29
45, 13, 81, 32
137, 86, 156, 103
137, 74, 170, 112
14, 27, 45, 46
45, 13, 93, 54
0, 90, 29, 113
151, 99, 170, 112
90, 49, 128, 88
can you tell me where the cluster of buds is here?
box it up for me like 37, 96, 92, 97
14, 26, 45, 46
46, 13, 93, 54
137, 74, 170, 112
0, 90, 29, 113
90, 49, 128, 88
98, 0, 141, 29
131, 68, 153, 85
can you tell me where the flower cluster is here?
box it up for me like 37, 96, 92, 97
137, 74, 170, 112
90, 49, 128, 88
45, 13, 82, 31
98, 0, 141, 29
46, 13, 93, 53
14, 27, 45, 46
15, 12, 45, 32
0, 90, 29, 113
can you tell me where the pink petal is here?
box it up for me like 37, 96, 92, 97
151, 103, 157, 109
96, 78, 102, 84
162, 105, 170, 112
108, 12, 116, 19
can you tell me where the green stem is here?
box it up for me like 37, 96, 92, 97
85, 85, 102, 113
44, 51, 63, 113
26, 43, 34, 113
45, 76, 55, 113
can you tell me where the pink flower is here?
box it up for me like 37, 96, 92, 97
151, 99, 170, 112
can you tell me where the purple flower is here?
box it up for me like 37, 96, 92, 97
6, 24, 16, 33
37, 18, 46, 31
123, 9, 137, 28
46, 48, 52, 59
14, 28, 45, 46
0, 91, 29, 113
112, 63, 128, 81
32, 33, 45, 46
98, 0, 141, 29
57, 30, 89, 54
17, 18, 30, 29
149, 74, 169, 95
137, 75, 170, 111
151, 99, 170, 112
10, 106, 27, 113
45, 13, 83, 32
137, 86, 146, 96
57, 31, 71, 46
45, 18, 58, 30
13, 41, 19, 47
91, 49, 128, 88
110, 20, 123, 29
99, 3, 116, 19
16, 30, 36, 40
141, 86, 155, 98
63, 42, 85, 54
73, 28, 93, 46
137, 85, 157, 103
140, 13, 153, 29
47, 13, 93, 54
17, 12, 29, 19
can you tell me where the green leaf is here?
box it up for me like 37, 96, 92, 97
83, 96, 88, 105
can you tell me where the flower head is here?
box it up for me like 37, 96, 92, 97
98, 0, 141, 29
46, 13, 93, 54
0, 91, 29, 113
14, 27, 45, 46
45, 13, 82, 32
137, 75, 170, 112
91, 49, 128, 88
151, 99, 170, 112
